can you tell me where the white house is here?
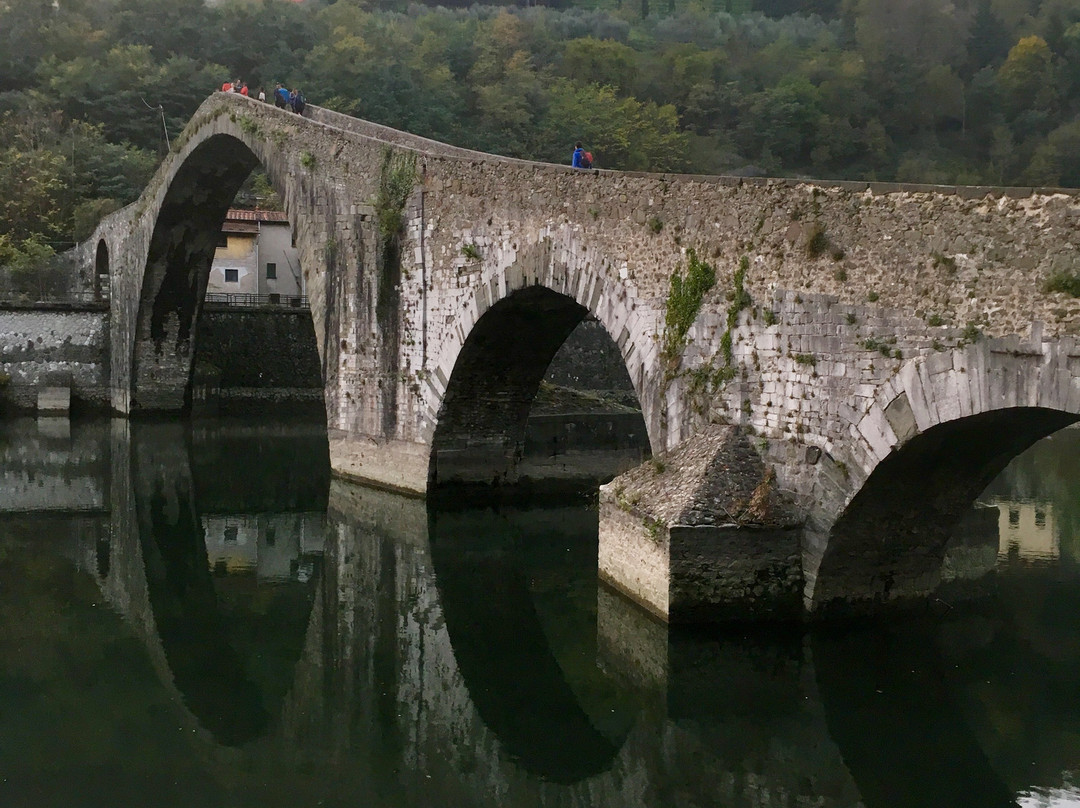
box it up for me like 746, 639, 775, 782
207, 209, 304, 301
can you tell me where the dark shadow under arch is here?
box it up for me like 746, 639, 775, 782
142, 135, 260, 352
814, 407, 1079, 615
813, 623, 1018, 808
133, 134, 266, 411
94, 239, 108, 299
430, 285, 647, 495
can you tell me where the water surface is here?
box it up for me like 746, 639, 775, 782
2, 417, 1080, 807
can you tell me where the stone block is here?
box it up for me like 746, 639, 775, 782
37, 386, 70, 415
883, 392, 919, 444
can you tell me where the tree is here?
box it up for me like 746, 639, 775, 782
534, 79, 687, 171
851, 0, 973, 69
1023, 118, 1080, 186
735, 75, 824, 168
998, 35, 1057, 114
560, 37, 639, 94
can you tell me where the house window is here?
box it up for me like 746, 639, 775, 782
266, 262, 277, 279
224, 268, 239, 283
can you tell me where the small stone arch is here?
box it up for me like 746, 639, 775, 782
94, 239, 109, 300
806, 339, 1080, 615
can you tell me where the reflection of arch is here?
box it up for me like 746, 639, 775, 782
94, 239, 109, 299
429, 270, 652, 488
140, 478, 270, 745
132, 422, 326, 747
427, 506, 626, 783
813, 626, 1017, 808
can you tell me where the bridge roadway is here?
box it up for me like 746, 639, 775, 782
74, 92, 1080, 618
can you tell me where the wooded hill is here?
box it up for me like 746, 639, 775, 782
2, 0, 1078, 272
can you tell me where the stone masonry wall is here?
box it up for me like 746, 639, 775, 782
0, 304, 109, 411
195, 306, 324, 414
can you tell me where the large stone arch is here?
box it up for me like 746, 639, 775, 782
424, 236, 662, 488
130, 133, 264, 410
105, 95, 353, 417
806, 337, 1080, 615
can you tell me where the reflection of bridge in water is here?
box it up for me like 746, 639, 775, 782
6, 419, 1080, 806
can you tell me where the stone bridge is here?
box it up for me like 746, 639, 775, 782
80, 91, 1080, 619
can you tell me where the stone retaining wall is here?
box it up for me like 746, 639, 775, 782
0, 304, 109, 411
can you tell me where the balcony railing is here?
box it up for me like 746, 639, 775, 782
204, 292, 309, 309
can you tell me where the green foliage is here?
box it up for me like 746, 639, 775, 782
793, 353, 817, 366
926, 313, 945, 327
867, 291, 880, 302
862, 337, 895, 356
375, 149, 418, 240
962, 322, 983, 342
804, 221, 829, 258
237, 116, 262, 138
299, 150, 316, 169
461, 243, 481, 261
1044, 271, 1080, 297
931, 252, 957, 273
3, 0, 1080, 280
661, 247, 716, 367
763, 308, 778, 326
643, 515, 665, 542
648, 217, 664, 233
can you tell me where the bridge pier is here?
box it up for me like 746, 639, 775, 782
598, 425, 805, 622
329, 432, 431, 496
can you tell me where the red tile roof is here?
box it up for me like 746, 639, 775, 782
225, 208, 290, 223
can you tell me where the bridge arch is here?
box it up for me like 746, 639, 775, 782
425, 236, 662, 489
94, 239, 109, 300
131, 130, 283, 410
806, 339, 1080, 615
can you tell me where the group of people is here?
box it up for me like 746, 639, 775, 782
219, 79, 306, 114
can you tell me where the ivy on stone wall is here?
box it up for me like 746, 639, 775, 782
660, 247, 715, 370
375, 148, 418, 241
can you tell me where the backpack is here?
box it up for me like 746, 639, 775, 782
581, 151, 593, 169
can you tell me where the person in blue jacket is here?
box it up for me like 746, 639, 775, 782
275, 83, 290, 108
572, 142, 589, 168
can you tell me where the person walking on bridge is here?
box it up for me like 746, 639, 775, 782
572, 142, 592, 169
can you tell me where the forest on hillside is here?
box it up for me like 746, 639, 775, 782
2, 0, 1079, 274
